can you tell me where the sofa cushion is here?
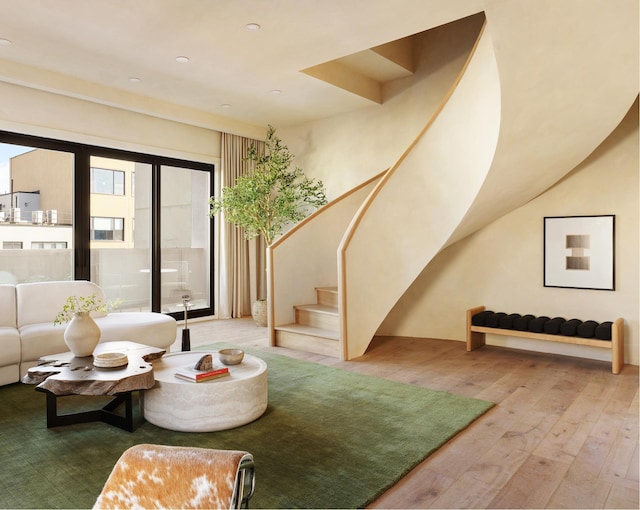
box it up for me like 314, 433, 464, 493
0, 328, 21, 366
96, 312, 176, 350
19, 323, 67, 362
0, 284, 16, 328
16, 280, 107, 328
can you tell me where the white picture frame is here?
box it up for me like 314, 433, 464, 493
543, 215, 615, 291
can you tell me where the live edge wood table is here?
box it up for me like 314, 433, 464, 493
22, 341, 166, 432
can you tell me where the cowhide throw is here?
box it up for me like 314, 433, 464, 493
93, 444, 251, 509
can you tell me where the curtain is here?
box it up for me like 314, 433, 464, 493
216, 132, 266, 319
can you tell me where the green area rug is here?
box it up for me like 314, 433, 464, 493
0, 345, 493, 509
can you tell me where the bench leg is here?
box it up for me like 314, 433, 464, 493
611, 318, 624, 374
467, 330, 486, 351
466, 306, 486, 351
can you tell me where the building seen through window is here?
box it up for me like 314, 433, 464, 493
0, 138, 213, 318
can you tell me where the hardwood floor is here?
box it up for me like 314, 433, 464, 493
172, 318, 639, 509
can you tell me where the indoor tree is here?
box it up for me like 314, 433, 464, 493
209, 125, 327, 326
209, 125, 327, 246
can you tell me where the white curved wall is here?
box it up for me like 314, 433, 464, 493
340, 26, 501, 359
452, 0, 639, 240
380, 102, 639, 366
281, 14, 486, 200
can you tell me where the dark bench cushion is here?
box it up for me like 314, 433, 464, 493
472, 310, 494, 326
499, 313, 521, 330
560, 319, 582, 336
577, 320, 599, 338
485, 312, 507, 328
513, 314, 535, 331
595, 322, 613, 340
528, 316, 550, 333
544, 317, 566, 335
473, 310, 613, 341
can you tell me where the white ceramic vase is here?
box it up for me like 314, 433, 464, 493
64, 312, 101, 357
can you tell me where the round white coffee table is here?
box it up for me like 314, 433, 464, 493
143, 351, 268, 432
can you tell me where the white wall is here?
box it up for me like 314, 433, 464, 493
280, 14, 486, 201
0, 81, 221, 163
379, 102, 639, 366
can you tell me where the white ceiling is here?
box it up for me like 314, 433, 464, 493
0, 0, 484, 132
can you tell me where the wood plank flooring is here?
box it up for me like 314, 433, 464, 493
172, 318, 639, 509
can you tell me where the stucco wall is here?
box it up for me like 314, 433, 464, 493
0, 80, 221, 163
280, 14, 485, 200
379, 102, 639, 366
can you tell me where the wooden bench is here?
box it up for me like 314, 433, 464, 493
466, 306, 625, 374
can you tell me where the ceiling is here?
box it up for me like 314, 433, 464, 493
0, 0, 484, 133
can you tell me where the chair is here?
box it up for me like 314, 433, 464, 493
93, 444, 255, 509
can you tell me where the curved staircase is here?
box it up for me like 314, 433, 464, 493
274, 287, 339, 357
269, 3, 638, 360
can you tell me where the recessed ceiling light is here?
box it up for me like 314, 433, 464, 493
176, 56, 190, 63
245, 23, 261, 31
270, 89, 281, 95
220, 104, 232, 109
129, 77, 141, 83
0, 38, 12, 46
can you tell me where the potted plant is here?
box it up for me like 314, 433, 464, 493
54, 294, 107, 356
209, 125, 327, 325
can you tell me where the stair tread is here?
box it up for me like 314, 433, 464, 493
294, 303, 338, 314
275, 323, 339, 340
315, 286, 337, 293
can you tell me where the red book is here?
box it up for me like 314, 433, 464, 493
174, 365, 229, 382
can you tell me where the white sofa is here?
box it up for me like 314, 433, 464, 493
0, 280, 177, 386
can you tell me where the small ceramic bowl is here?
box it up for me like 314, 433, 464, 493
218, 348, 245, 365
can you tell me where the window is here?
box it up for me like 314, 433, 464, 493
160, 165, 211, 313
0, 131, 214, 321
91, 167, 125, 195
31, 241, 67, 249
91, 217, 124, 241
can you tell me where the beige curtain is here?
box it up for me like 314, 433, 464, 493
216, 132, 266, 319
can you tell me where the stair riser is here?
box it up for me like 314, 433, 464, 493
295, 309, 339, 330
316, 289, 338, 308
275, 330, 340, 358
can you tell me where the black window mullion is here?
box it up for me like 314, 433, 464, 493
151, 161, 161, 312
74, 149, 91, 281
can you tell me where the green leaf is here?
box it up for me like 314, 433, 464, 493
209, 125, 327, 246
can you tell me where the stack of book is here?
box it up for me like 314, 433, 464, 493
175, 364, 230, 383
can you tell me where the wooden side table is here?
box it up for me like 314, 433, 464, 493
23, 341, 165, 431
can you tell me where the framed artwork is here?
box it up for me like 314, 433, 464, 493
543, 215, 615, 291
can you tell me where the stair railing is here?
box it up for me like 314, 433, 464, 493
267, 173, 383, 346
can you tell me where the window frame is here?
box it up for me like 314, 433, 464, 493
90, 216, 125, 241
90, 167, 126, 196
0, 130, 215, 320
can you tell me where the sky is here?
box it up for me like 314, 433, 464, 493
0, 143, 32, 194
